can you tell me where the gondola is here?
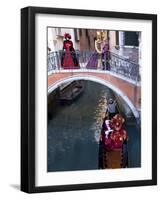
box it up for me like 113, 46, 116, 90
99, 112, 128, 169
59, 81, 84, 105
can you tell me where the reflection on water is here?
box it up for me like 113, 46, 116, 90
92, 91, 109, 143
47, 80, 141, 172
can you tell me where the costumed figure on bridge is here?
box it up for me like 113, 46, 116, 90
101, 33, 110, 70
61, 33, 80, 69
94, 31, 103, 69
86, 31, 110, 70
86, 31, 101, 69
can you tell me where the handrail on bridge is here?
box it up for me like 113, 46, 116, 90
48, 50, 140, 82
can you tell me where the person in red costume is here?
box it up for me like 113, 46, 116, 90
104, 114, 128, 151
61, 33, 80, 69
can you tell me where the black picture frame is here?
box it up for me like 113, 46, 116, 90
21, 6, 157, 193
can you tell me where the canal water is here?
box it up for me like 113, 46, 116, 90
48, 81, 141, 172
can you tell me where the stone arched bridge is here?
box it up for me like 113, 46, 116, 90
48, 71, 141, 119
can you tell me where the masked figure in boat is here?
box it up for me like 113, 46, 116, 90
103, 114, 128, 151
100, 114, 128, 168
61, 33, 80, 69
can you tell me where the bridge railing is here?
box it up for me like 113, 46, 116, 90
48, 50, 140, 82
108, 52, 140, 82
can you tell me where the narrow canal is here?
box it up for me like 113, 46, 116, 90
48, 81, 141, 172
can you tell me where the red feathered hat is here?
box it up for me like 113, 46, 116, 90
111, 114, 125, 131
64, 33, 71, 39
112, 114, 125, 124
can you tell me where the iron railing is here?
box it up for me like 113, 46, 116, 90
48, 50, 140, 82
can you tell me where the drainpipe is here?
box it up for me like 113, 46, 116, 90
119, 31, 125, 52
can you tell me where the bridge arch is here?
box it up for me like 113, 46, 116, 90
48, 74, 140, 119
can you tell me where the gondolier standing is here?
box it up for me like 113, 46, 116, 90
106, 98, 117, 119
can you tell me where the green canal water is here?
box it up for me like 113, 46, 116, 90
48, 81, 141, 172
